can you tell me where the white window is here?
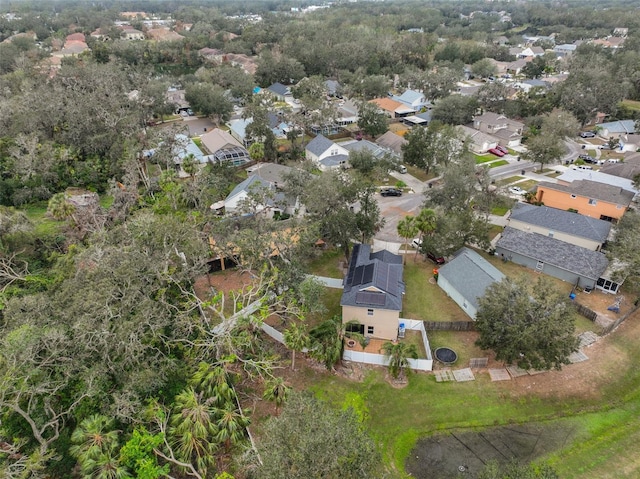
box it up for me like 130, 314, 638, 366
367, 309, 374, 316
588, 199, 597, 206
330, 148, 338, 156
367, 326, 374, 335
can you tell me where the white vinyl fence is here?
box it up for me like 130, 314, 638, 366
343, 318, 433, 371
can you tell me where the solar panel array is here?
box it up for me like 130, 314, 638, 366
355, 291, 386, 306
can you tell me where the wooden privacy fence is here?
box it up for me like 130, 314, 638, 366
601, 305, 640, 335
573, 302, 598, 322
423, 321, 476, 331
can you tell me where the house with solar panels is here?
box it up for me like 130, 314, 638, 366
340, 244, 405, 341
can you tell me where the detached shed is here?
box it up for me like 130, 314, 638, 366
437, 248, 505, 319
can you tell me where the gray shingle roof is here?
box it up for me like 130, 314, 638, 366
341, 244, 405, 311
437, 248, 505, 312
496, 227, 609, 281
509, 203, 611, 243
267, 82, 290, 96
319, 154, 349, 168
537, 179, 635, 205
306, 134, 335, 157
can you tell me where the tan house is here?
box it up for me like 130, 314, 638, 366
200, 128, 250, 166
536, 180, 634, 223
507, 202, 611, 251
341, 244, 405, 341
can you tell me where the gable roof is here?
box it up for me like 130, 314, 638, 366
556, 169, 636, 193
376, 131, 408, 155
306, 134, 335, 156
599, 120, 636, 134
537, 179, 635, 205
173, 134, 205, 164
474, 112, 507, 124
509, 203, 611, 243
496, 227, 609, 281
342, 139, 387, 158
437, 248, 505, 312
369, 97, 413, 114
341, 244, 404, 311
324, 79, 340, 94
599, 157, 640, 180
248, 163, 294, 185
226, 174, 270, 202
200, 128, 243, 154
456, 125, 496, 147
267, 82, 290, 96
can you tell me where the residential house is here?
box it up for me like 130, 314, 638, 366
507, 203, 611, 251
121, 26, 145, 40
266, 82, 291, 102
146, 28, 184, 42
200, 128, 250, 167
305, 134, 350, 171
369, 97, 415, 118
341, 244, 405, 341
402, 110, 433, 127
553, 43, 577, 57
472, 112, 524, 147
224, 163, 300, 217
618, 134, 640, 152
556, 169, 636, 194
335, 101, 359, 126
342, 139, 389, 159
324, 79, 342, 97
518, 46, 545, 58
392, 89, 430, 111
376, 131, 408, 157
166, 87, 188, 111
495, 227, 616, 292
52, 33, 90, 59
506, 57, 532, 76
591, 36, 626, 50
599, 156, 640, 179
535, 179, 634, 223
613, 27, 629, 37
228, 114, 290, 147
597, 120, 636, 139
456, 125, 497, 154
171, 134, 206, 176
514, 79, 550, 94
493, 35, 509, 46
437, 248, 505, 320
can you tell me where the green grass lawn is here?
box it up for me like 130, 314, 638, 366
474, 154, 495, 164
488, 160, 509, 168
21, 202, 63, 236
490, 205, 510, 216
405, 164, 435, 182
307, 248, 344, 278
402, 261, 471, 322
99, 195, 114, 209
619, 99, 640, 111
494, 175, 525, 187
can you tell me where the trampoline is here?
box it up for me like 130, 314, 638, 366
434, 347, 458, 365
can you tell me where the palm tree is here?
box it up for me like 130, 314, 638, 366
169, 387, 218, 477
189, 362, 235, 407
80, 451, 132, 479
308, 315, 345, 370
47, 192, 76, 222
283, 322, 309, 371
214, 402, 250, 453
262, 376, 291, 416
397, 215, 418, 265
382, 341, 419, 380
70, 415, 120, 466
414, 208, 437, 263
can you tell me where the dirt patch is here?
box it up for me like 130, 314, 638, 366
406, 422, 577, 479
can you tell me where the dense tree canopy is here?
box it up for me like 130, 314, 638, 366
475, 276, 579, 370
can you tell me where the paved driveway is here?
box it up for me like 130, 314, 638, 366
374, 189, 424, 243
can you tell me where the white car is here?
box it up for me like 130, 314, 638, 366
411, 238, 422, 248
509, 186, 526, 196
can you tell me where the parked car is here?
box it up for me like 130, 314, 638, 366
578, 154, 597, 164
426, 252, 446, 265
488, 148, 505, 157
411, 238, 422, 248
599, 143, 618, 150
579, 131, 596, 138
380, 188, 402, 197
187, 108, 194, 116
495, 145, 509, 155
509, 186, 526, 196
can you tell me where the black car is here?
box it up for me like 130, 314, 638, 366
578, 154, 596, 164
380, 188, 402, 197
